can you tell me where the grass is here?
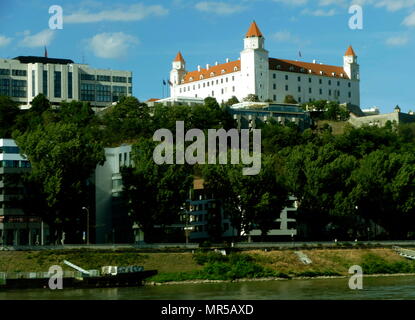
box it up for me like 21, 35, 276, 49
1, 248, 415, 282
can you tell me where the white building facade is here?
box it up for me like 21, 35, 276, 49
169, 21, 360, 107
0, 56, 133, 108
95, 144, 134, 244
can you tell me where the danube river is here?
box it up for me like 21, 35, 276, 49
1, 275, 415, 300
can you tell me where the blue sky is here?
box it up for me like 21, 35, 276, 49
0, 0, 414, 113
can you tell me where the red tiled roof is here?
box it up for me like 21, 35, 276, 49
182, 60, 241, 84
147, 98, 160, 102
344, 45, 356, 56
246, 21, 263, 38
269, 58, 349, 79
174, 51, 185, 62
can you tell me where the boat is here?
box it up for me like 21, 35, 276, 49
0, 261, 157, 290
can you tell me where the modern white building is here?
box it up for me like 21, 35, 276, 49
0, 139, 49, 246
0, 56, 133, 109
95, 144, 134, 244
169, 21, 360, 107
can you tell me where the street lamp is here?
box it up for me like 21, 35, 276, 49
82, 207, 90, 245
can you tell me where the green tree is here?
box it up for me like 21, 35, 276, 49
284, 95, 298, 104
224, 96, 239, 107
243, 94, 260, 102
122, 139, 193, 243
14, 121, 105, 243
0, 95, 19, 138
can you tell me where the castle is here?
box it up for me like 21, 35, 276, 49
169, 21, 360, 107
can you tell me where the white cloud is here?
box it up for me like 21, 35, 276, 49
385, 35, 409, 46
375, 0, 415, 12
302, 8, 337, 16
65, 3, 168, 23
403, 11, 415, 26
273, 0, 308, 5
88, 32, 139, 59
271, 31, 308, 45
195, 2, 246, 15
19, 29, 55, 48
0, 35, 12, 47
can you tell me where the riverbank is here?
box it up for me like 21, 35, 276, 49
1, 247, 415, 283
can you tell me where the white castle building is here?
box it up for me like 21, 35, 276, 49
169, 21, 360, 106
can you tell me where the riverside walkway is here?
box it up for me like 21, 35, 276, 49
2, 240, 415, 251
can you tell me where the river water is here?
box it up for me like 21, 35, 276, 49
1, 276, 415, 300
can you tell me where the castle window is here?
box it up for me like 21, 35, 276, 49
332, 72, 336, 76
309, 88, 312, 94
329, 89, 332, 96
348, 82, 351, 88
298, 86, 301, 92
308, 78, 312, 83
298, 97, 302, 102
319, 79, 322, 84
348, 92, 351, 98
273, 73, 276, 79
198, 84, 201, 89
273, 84, 276, 90
221, 79, 223, 84
285, 85, 288, 91
328, 80, 332, 85
221, 88, 224, 94
221, 69, 226, 74
232, 76, 235, 81
203, 83, 205, 88
319, 88, 322, 95
200, 75, 204, 80
216, 80, 219, 84
226, 78, 228, 82
232, 86, 235, 92
285, 75, 288, 80
320, 71, 324, 75
189, 77, 193, 81
212, 90, 214, 96
273, 94, 276, 101
210, 72, 215, 77
298, 76, 301, 82
180, 88, 182, 93
337, 81, 340, 86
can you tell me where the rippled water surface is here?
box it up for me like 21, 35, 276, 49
2, 275, 415, 300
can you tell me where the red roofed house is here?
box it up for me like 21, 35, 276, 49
168, 21, 360, 107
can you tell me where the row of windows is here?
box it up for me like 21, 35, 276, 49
180, 76, 235, 93
0, 79, 27, 97
0, 146, 20, 154
80, 84, 129, 102
0, 69, 27, 76
274, 73, 352, 87
80, 74, 132, 83
0, 160, 31, 168
280, 84, 351, 97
